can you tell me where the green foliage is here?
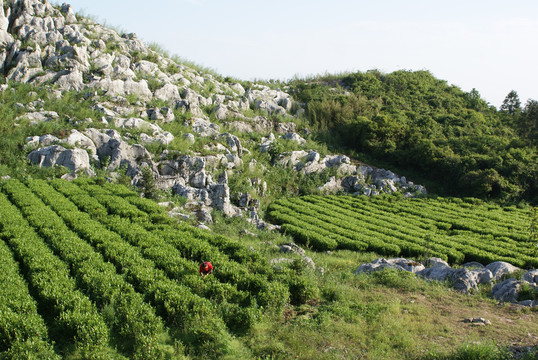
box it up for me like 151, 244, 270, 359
289, 70, 538, 203
140, 166, 158, 200
530, 207, 538, 257
270, 195, 536, 267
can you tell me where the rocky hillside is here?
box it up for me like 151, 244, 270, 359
0, 0, 426, 224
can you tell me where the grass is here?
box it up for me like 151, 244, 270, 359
203, 214, 538, 360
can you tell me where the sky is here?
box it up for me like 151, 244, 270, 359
60, 0, 538, 108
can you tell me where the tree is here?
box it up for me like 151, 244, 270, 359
522, 99, 538, 143
140, 166, 158, 200
500, 90, 521, 114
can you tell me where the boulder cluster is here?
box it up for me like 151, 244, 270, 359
356, 257, 538, 307
3, 0, 428, 222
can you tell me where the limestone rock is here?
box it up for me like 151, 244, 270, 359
27, 145, 91, 173
219, 133, 243, 156
491, 279, 521, 303
485, 261, 520, 281
355, 258, 425, 274
282, 132, 306, 145
280, 243, 306, 256
154, 83, 180, 102
188, 118, 220, 137
523, 270, 538, 285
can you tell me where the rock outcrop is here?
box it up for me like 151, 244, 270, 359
8, 0, 429, 221
356, 257, 536, 306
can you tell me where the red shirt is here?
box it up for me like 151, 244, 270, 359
199, 262, 213, 275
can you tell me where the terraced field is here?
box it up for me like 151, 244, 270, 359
0, 178, 290, 359
269, 195, 537, 268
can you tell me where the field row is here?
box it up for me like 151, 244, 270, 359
0, 179, 296, 359
269, 195, 537, 268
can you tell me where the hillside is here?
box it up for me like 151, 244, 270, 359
0, 0, 536, 359
289, 71, 538, 203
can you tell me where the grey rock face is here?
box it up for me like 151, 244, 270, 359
280, 243, 306, 256
485, 261, 520, 281
523, 270, 538, 285
83, 128, 151, 174
154, 83, 180, 102
27, 145, 91, 173
491, 279, 521, 302
355, 258, 408, 274
417, 263, 454, 282
282, 132, 306, 145
219, 133, 243, 156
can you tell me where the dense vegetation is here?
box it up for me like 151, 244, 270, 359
1, 178, 537, 359
269, 195, 537, 268
290, 70, 538, 203
0, 178, 315, 359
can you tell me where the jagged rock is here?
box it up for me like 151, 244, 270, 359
274, 121, 297, 134
485, 261, 520, 281
168, 207, 190, 220
451, 268, 483, 294
523, 270, 538, 285
417, 262, 453, 281
25, 134, 60, 148
303, 256, 316, 269
462, 262, 485, 269
27, 145, 91, 173
64, 129, 98, 161
172, 180, 240, 217
219, 133, 243, 156
154, 83, 180, 102
280, 243, 305, 256
222, 153, 243, 169
94, 78, 152, 100
319, 176, 343, 193
188, 117, 220, 137
259, 133, 275, 152
238, 193, 252, 208
60, 3, 77, 24
491, 279, 521, 302
355, 258, 407, 274
341, 176, 362, 193
282, 132, 306, 145
93, 104, 117, 119
115, 117, 161, 133
140, 132, 174, 145
424, 257, 450, 268
19, 110, 59, 125
517, 300, 537, 307
146, 107, 175, 122
83, 128, 151, 174
230, 83, 245, 95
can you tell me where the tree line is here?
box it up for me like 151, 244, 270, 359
289, 70, 538, 204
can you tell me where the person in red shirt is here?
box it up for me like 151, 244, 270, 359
199, 261, 213, 276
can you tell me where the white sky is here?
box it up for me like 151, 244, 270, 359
60, 0, 538, 108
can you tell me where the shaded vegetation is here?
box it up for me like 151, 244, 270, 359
290, 70, 538, 204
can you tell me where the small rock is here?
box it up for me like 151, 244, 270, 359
485, 261, 520, 281
240, 229, 258, 237
280, 243, 305, 256
303, 256, 316, 269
